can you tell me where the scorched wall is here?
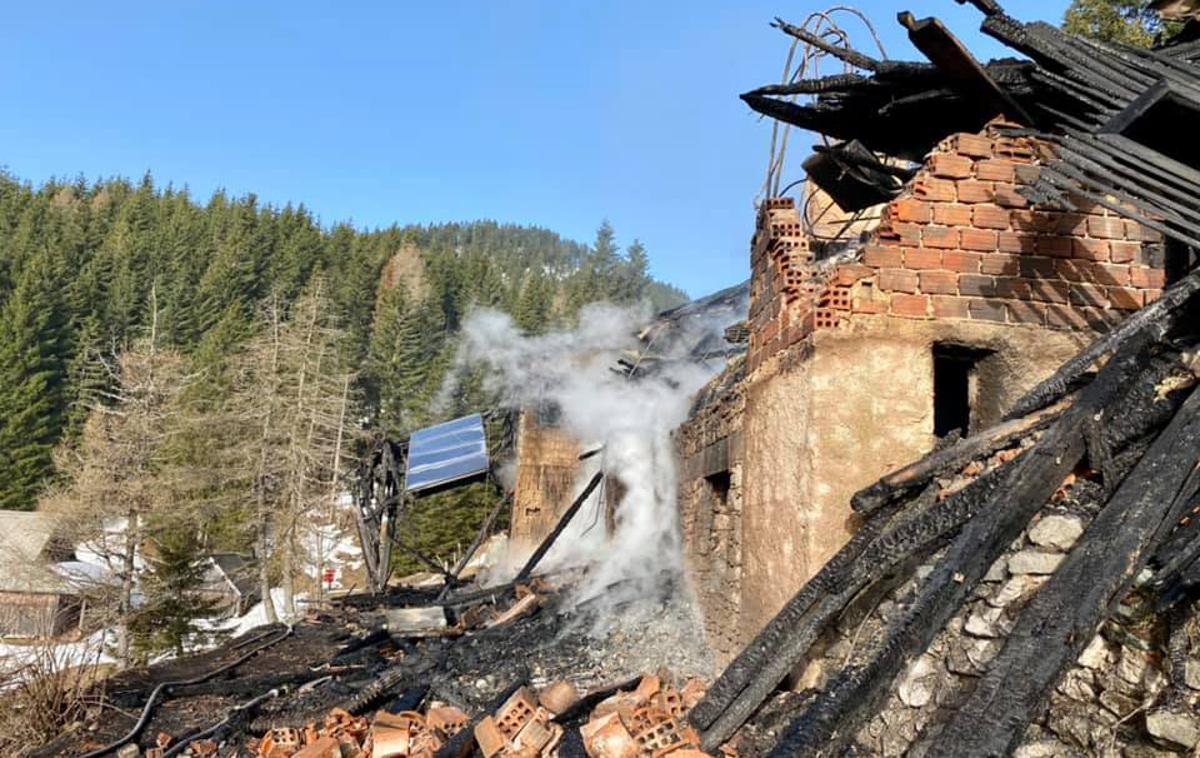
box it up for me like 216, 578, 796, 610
678, 121, 1169, 660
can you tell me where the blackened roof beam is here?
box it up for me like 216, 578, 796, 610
898, 10, 1034, 123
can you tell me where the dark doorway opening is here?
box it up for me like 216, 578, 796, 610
933, 344, 989, 438
706, 470, 732, 510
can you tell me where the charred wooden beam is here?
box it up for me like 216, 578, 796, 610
772, 18, 883, 72
898, 11, 1033, 123
515, 471, 605, 582
696, 460, 1026, 748
438, 494, 510, 601
925, 384, 1200, 756
852, 395, 1072, 515
766, 335, 1154, 756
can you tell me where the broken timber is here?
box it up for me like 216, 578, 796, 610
766, 335, 1158, 756
925, 380, 1200, 755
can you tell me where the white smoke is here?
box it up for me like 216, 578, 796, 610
455, 298, 742, 616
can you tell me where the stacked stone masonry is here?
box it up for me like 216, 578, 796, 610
747, 124, 1167, 374
676, 362, 747, 663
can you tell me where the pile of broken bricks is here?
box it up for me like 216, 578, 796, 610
232, 673, 725, 758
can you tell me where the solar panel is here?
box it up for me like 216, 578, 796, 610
405, 413, 489, 494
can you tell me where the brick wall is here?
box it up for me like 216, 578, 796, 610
746, 123, 1167, 374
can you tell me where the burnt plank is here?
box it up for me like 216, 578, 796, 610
926, 384, 1200, 756
899, 12, 1033, 123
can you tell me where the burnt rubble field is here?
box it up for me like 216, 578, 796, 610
44, 580, 716, 758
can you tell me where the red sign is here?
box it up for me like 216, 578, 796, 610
323, 568, 336, 586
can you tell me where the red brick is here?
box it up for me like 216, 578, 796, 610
956, 180, 994, 204
968, 298, 1008, 322
1051, 213, 1089, 236
933, 204, 973, 226
1028, 279, 1070, 304
993, 185, 1029, 209
1046, 305, 1090, 331
1095, 264, 1130, 286
1088, 216, 1126, 239
891, 293, 930, 318
1125, 220, 1162, 242
864, 245, 903, 269
1072, 238, 1110, 262
994, 277, 1031, 299
1008, 300, 1046, 325
913, 178, 957, 203
961, 228, 999, 251
1054, 259, 1093, 282
836, 264, 874, 285
972, 206, 1010, 230
891, 224, 922, 247
1108, 241, 1139, 264
1107, 286, 1144, 310
1130, 267, 1166, 289
975, 159, 1016, 182
997, 232, 1037, 254
1014, 164, 1041, 185
1069, 282, 1109, 308
1036, 236, 1074, 258
906, 248, 944, 269
1137, 245, 1163, 267
930, 153, 974, 179
981, 253, 1020, 276
1144, 287, 1163, 303
1019, 256, 1056, 277
959, 274, 997, 297
932, 295, 969, 319
920, 270, 959, 295
1083, 307, 1123, 331
879, 268, 919, 293
923, 227, 959, 249
1011, 210, 1057, 233
942, 251, 981, 273
954, 133, 994, 158
760, 318, 779, 344
892, 199, 932, 223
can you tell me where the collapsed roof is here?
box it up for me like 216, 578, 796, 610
744, 0, 1200, 251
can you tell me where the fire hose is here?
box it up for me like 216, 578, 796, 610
77, 623, 294, 758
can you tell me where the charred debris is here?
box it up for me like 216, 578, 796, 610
36, 1, 1200, 757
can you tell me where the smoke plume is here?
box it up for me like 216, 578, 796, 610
455, 296, 744, 616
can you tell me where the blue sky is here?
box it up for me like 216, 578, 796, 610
1, 1, 1068, 298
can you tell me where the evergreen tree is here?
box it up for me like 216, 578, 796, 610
129, 526, 222, 657
514, 270, 554, 334
366, 285, 447, 437
0, 249, 70, 509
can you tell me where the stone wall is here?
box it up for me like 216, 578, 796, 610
677, 361, 747, 663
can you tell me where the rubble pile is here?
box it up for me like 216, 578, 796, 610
577, 675, 713, 758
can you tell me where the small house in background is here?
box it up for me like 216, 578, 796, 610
198, 553, 260, 618
0, 511, 82, 638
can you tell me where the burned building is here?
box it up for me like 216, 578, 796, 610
678, 1, 1200, 755
678, 3, 1184, 665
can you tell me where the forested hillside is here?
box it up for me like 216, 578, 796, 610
0, 171, 686, 513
